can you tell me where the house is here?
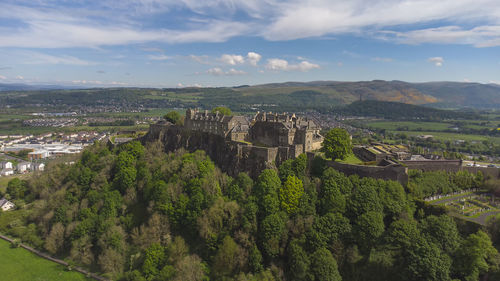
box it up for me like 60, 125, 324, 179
0, 161, 13, 170
16, 162, 31, 173
32, 162, 45, 171
0, 169, 14, 176
0, 198, 15, 211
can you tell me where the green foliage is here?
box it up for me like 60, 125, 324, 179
6, 178, 28, 201
310, 248, 342, 281
408, 170, 482, 199
321, 128, 353, 160
164, 111, 182, 125
211, 106, 232, 116
4, 140, 500, 281
279, 175, 304, 214
454, 230, 500, 281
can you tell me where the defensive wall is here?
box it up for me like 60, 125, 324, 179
143, 123, 301, 177
401, 159, 500, 179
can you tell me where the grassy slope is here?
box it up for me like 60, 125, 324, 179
0, 239, 89, 281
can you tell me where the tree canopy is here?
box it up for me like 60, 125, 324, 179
321, 128, 353, 160
211, 106, 232, 116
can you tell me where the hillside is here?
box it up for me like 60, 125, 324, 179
1, 80, 500, 110
338, 100, 479, 120
1, 140, 498, 280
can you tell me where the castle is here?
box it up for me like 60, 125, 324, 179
184, 108, 323, 154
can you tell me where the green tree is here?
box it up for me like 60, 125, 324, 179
164, 111, 182, 125
287, 239, 310, 281
321, 128, 353, 160
310, 248, 342, 281
454, 230, 500, 281
354, 211, 385, 254
6, 178, 27, 200
279, 175, 304, 214
420, 215, 460, 255
142, 243, 166, 279
211, 106, 232, 116
213, 236, 243, 279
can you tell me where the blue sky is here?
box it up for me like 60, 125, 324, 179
0, 0, 499, 87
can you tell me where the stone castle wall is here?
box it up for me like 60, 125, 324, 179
324, 158, 409, 185
143, 123, 292, 177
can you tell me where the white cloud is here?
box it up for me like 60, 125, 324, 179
1, 1, 500, 48
227, 68, 246, 75
207, 67, 225, 75
0, 75, 6, 80
148, 54, 172, 60
206, 67, 247, 76
372, 57, 393, 62
189, 55, 210, 64
220, 54, 245, 65
15, 75, 24, 80
71, 80, 127, 86
265, 58, 320, 72
247, 52, 262, 66
20, 51, 96, 65
383, 25, 500, 47
428, 57, 444, 67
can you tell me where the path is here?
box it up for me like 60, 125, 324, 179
465, 210, 500, 225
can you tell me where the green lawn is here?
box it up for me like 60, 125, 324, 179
0, 238, 90, 281
337, 154, 363, 164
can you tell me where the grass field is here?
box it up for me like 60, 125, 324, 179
338, 154, 363, 164
366, 121, 454, 131
0, 238, 90, 281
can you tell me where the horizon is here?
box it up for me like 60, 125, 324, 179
0, 0, 499, 87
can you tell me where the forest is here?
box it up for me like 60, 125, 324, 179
2, 140, 500, 281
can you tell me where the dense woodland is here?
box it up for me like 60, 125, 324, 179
3, 141, 500, 281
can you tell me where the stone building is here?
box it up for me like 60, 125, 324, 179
250, 112, 323, 153
184, 108, 250, 141
184, 109, 323, 154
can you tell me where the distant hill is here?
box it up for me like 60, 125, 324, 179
1, 80, 500, 110
0, 83, 80, 91
233, 80, 500, 109
338, 100, 479, 120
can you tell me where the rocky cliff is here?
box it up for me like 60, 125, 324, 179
142, 123, 290, 177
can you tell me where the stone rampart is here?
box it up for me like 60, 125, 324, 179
325, 160, 409, 185
401, 160, 462, 172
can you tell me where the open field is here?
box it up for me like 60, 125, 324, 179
365, 121, 455, 131
0, 238, 90, 281
395, 130, 500, 143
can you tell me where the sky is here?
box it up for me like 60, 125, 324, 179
0, 0, 499, 87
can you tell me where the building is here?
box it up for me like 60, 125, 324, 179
32, 162, 45, 171
28, 150, 49, 160
184, 109, 250, 141
184, 109, 323, 154
0, 161, 13, 170
0, 169, 14, 176
250, 112, 323, 153
16, 162, 31, 173
0, 198, 15, 211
